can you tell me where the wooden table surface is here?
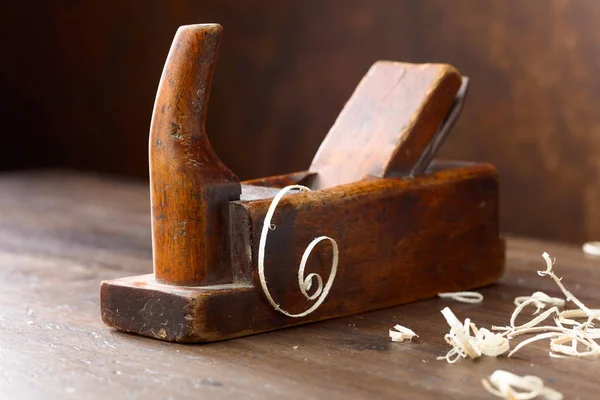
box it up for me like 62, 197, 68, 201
1, 171, 599, 400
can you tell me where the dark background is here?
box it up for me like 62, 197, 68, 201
1, 0, 599, 243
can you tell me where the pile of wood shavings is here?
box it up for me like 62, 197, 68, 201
389, 253, 590, 398
437, 307, 509, 363
431, 252, 600, 362
482, 370, 563, 400
492, 252, 600, 359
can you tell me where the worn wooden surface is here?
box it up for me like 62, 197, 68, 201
101, 162, 504, 342
1, 171, 600, 399
149, 24, 241, 286
309, 62, 461, 189
132, 24, 487, 342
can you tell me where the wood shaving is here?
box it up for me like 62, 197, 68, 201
437, 291, 483, 303
257, 185, 339, 318
475, 328, 510, 357
389, 324, 418, 342
583, 241, 600, 256
437, 307, 509, 363
481, 370, 563, 400
509, 300, 560, 331
514, 291, 565, 309
549, 334, 599, 359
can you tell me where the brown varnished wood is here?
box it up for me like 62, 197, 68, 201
241, 164, 503, 315
5, 172, 599, 399
101, 23, 502, 343
150, 24, 241, 286
309, 62, 462, 189
101, 163, 504, 342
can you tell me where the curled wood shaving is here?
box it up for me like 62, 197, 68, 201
475, 328, 510, 357
440, 307, 481, 360
257, 185, 339, 318
509, 300, 560, 331
514, 291, 565, 309
438, 291, 483, 304
549, 334, 600, 359
481, 370, 563, 400
538, 253, 589, 313
508, 332, 564, 357
437, 307, 509, 363
496, 326, 570, 339
389, 324, 418, 342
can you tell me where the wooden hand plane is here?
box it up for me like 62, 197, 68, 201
100, 24, 504, 342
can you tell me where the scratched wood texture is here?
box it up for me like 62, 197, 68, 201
1, 171, 600, 399
308, 61, 461, 188
149, 24, 242, 286
101, 162, 504, 342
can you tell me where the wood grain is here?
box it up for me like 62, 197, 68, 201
309, 62, 461, 189
138, 21, 486, 341
149, 24, 241, 286
106, 20, 501, 338
1, 171, 599, 399
101, 162, 504, 341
